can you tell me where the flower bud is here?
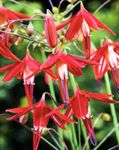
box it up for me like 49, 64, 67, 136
102, 113, 111, 122
45, 10, 58, 48
27, 22, 34, 36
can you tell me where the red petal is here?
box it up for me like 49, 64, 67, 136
66, 13, 83, 40
40, 52, 59, 70
33, 130, 42, 150
83, 117, 96, 145
0, 64, 15, 72
68, 66, 82, 76
93, 15, 115, 35
45, 15, 58, 48
85, 91, 118, 103
83, 35, 91, 58
2, 61, 25, 82
60, 53, 82, 68
82, 9, 99, 30
70, 94, 89, 118
56, 18, 71, 30
46, 104, 64, 117
0, 44, 20, 62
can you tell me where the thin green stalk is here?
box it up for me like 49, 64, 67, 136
0, 0, 2, 6
69, 74, 76, 92
69, 74, 90, 150
78, 120, 82, 150
94, 124, 119, 150
41, 137, 59, 150
41, 50, 65, 150
81, 121, 90, 150
14, 120, 59, 150
41, 50, 56, 102
104, 72, 119, 143
68, 122, 78, 150
48, 131, 62, 150
69, 74, 79, 150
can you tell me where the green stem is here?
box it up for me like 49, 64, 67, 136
41, 50, 56, 102
69, 73, 90, 150
48, 131, 62, 150
70, 123, 78, 150
0, 0, 2, 6
41, 50, 65, 150
78, 120, 82, 150
69, 74, 79, 150
104, 72, 119, 143
14, 120, 59, 150
41, 137, 59, 150
81, 121, 90, 150
94, 124, 119, 150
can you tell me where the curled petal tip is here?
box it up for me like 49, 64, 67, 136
91, 136, 97, 146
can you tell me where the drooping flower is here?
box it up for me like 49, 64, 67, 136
66, 86, 118, 145
0, 6, 29, 29
91, 38, 119, 90
0, 50, 56, 104
6, 93, 74, 150
0, 50, 40, 104
65, 3, 115, 57
40, 49, 96, 104
45, 10, 58, 48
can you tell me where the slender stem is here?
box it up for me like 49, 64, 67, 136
0, 30, 39, 43
69, 73, 90, 150
94, 124, 119, 150
41, 50, 65, 150
41, 137, 59, 150
0, 0, 2, 6
49, 0, 54, 8
104, 72, 119, 143
40, 50, 56, 102
14, 120, 59, 150
9, 0, 34, 10
94, 0, 111, 14
83, 113, 103, 150
63, 0, 81, 16
69, 74, 79, 150
48, 131, 62, 150
69, 74, 76, 92
81, 121, 90, 150
69, 73, 91, 150
78, 120, 82, 150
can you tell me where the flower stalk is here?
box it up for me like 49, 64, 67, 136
104, 72, 119, 143
69, 73, 90, 150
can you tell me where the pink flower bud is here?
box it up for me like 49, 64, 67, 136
45, 11, 58, 48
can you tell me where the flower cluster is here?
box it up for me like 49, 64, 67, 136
0, 1, 119, 150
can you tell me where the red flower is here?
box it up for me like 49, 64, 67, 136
91, 38, 119, 89
0, 50, 41, 104
0, 50, 56, 104
40, 49, 95, 104
45, 11, 58, 48
6, 93, 74, 150
67, 86, 118, 145
0, 6, 29, 28
65, 3, 115, 57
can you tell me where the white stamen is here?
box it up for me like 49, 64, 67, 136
108, 46, 119, 68
82, 20, 90, 36
58, 64, 68, 80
